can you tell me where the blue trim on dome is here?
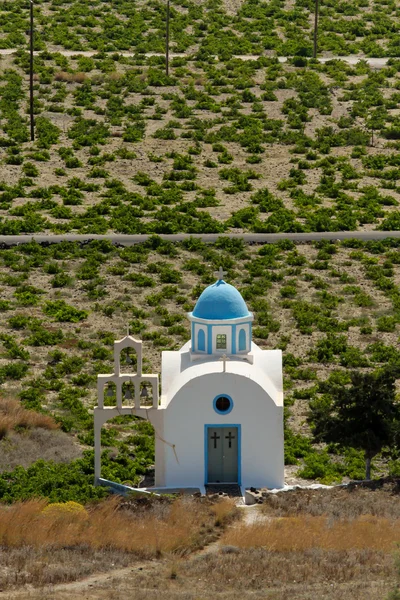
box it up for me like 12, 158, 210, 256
232, 324, 236, 354
207, 324, 212, 353
192, 280, 251, 321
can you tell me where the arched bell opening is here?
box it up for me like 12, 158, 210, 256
104, 381, 117, 406
122, 380, 135, 407
140, 380, 154, 407
123, 346, 138, 371
113, 335, 143, 376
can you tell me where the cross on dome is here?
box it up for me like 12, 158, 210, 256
214, 266, 227, 281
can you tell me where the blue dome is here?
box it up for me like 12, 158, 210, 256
192, 280, 251, 320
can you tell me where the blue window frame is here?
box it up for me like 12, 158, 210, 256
213, 394, 234, 415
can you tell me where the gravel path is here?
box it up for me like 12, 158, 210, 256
1, 231, 400, 247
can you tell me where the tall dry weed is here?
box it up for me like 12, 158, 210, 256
222, 515, 400, 552
210, 498, 238, 526
0, 497, 230, 557
0, 398, 58, 438
262, 485, 400, 519
54, 71, 87, 83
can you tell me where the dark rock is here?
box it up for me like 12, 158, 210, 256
221, 545, 240, 554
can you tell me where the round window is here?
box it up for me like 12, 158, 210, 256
213, 395, 233, 414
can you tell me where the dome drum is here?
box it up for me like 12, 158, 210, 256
188, 279, 253, 357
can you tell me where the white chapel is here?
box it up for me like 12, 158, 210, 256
94, 271, 285, 493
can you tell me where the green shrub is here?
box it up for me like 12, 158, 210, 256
0, 361, 29, 382
8, 315, 31, 329
0, 334, 29, 360
309, 334, 348, 363
377, 315, 397, 332
297, 450, 343, 484
339, 346, 370, 368
68, 118, 110, 147
0, 300, 10, 311
26, 325, 64, 346
13, 285, 44, 306
22, 162, 39, 177
44, 300, 88, 322
51, 272, 73, 288
35, 117, 60, 149
123, 273, 155, 287
153, 127, 176, 140
284, 428, 312, 465
0, 453, 108, 503
19, 386, 45, 411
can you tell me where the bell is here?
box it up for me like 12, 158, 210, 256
140, 385, 148, 398
124, 384, 133, 400
106, 385, 114, 397
126, 352, 132, 364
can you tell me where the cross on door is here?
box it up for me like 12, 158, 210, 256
211, 431, 220, 449
225, 431, 235, 448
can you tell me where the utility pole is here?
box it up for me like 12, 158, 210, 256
165, 0, 170, 76
313, 0, 319, 59
29, 0, 34, 142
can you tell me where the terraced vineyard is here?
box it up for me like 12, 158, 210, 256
2, 0, 400, 56
1, 0, 400, 234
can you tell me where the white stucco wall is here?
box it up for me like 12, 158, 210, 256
157, 368, 284, 490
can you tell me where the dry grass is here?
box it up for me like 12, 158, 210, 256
210, 497, 239, 527
178, 547, 394, 596
0, 496, 236, 557
261, 481, 400, 519
54, 71, 87, 83
0, 398, 58, 439
5, 545, 393, 600
222, 515, 400, 552
0, 545, 133, 589
0, 429, 82, 473
0, 496, 237, 591
0, 495, 396, 598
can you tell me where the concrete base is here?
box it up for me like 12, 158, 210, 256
97, 478, 160, 497
97, 479, 204, 497
142, 486, 203, 495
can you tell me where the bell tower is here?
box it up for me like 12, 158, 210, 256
94, 330, 159, 484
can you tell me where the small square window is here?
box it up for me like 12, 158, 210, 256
216, 334, 227, 349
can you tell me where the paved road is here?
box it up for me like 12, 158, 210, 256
1, 231, 400, 247
0, 48, 391, 68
